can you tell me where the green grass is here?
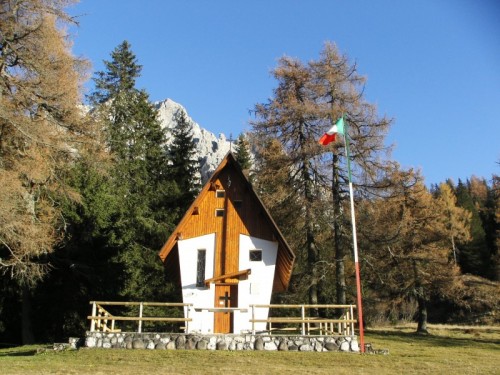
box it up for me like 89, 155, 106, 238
0, 324, 498, 374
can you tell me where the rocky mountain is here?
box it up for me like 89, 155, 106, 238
155, 98, 232, 182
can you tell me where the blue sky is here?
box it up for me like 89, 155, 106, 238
68, 0, 500, 186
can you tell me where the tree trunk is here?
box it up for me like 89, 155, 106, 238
413, 260, 428, 334
308, 264, 320, 324
306, 192, 320, 316
416, 293, 428, 334
303, 154, 320, 316
335, 248, 346, 305
451, 234, 457, 265
307, 228, 320, 316
22, 286, 35, 344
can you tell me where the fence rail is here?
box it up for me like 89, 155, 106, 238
250, 304, 356, 336
88, 301, 357, 336
88, 301, 192, 333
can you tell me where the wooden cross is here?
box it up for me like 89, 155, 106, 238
219, 291, 231, 308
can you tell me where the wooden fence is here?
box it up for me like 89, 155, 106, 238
88, 301, 192, 333
250, 304, 356, 336
88, 301, 357, 336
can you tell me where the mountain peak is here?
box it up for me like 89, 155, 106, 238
155, 98, 231, 181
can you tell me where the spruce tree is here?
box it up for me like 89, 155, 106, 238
86, 41, 177, 303
28, 41, 178, 342
32, 158, 126, 341
91, 40, 142, 104
455, 179, 489, 277
493, 174, 500, 280
169, 109, 201, 212
234, 133, 252, 170
469, 176, 498, 279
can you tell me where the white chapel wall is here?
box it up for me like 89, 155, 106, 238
178, 233, 216, 333
235, 234, 278, 333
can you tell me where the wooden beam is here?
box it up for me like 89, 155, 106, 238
204, 268, 251, 286
88, 316, 192, 322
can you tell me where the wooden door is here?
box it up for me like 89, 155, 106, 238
214, 284, 238, 333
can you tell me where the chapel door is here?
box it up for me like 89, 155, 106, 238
214, 284, 238, 333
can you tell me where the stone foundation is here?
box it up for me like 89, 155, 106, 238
84, 332, 359, 352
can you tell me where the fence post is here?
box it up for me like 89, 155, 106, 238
350, 304, 355, 336
345, 307, 349, 335
301, 305, 305, 335
90, 302, 96, 332
138, 302, 143, 333
251, 305, 255, 335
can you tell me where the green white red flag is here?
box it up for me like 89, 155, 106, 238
318, 117, 345, 146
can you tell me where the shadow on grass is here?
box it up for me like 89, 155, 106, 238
0, 349, 38, 357
0, 345, 53, 357
365, 329, 500, 347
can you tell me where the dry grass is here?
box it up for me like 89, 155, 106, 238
0, 324, 498, 374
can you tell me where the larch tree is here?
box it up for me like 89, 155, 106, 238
436, 183, 471, 265
252, 56, 325, 309
251, 43, 392, 308
310, 43, 391, 305
358, 169, 464, 333
251, 137, 307, 304
0, 0, 91, 343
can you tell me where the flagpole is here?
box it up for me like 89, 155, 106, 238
343, 118, 365, 353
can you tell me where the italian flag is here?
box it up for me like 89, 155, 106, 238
318, 117, 345, 146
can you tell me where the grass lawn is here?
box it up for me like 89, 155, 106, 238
0, 324, 498, 374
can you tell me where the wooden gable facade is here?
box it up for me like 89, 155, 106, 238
158, 152, 295, 334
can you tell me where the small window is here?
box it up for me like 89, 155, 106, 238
216, 190, 225, 198
233, 200, 243, 209
249, 250, 262, 262
196, 249, 206, 287
215, 209, 225, 217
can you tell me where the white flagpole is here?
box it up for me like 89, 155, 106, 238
343, 117, 365, 353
